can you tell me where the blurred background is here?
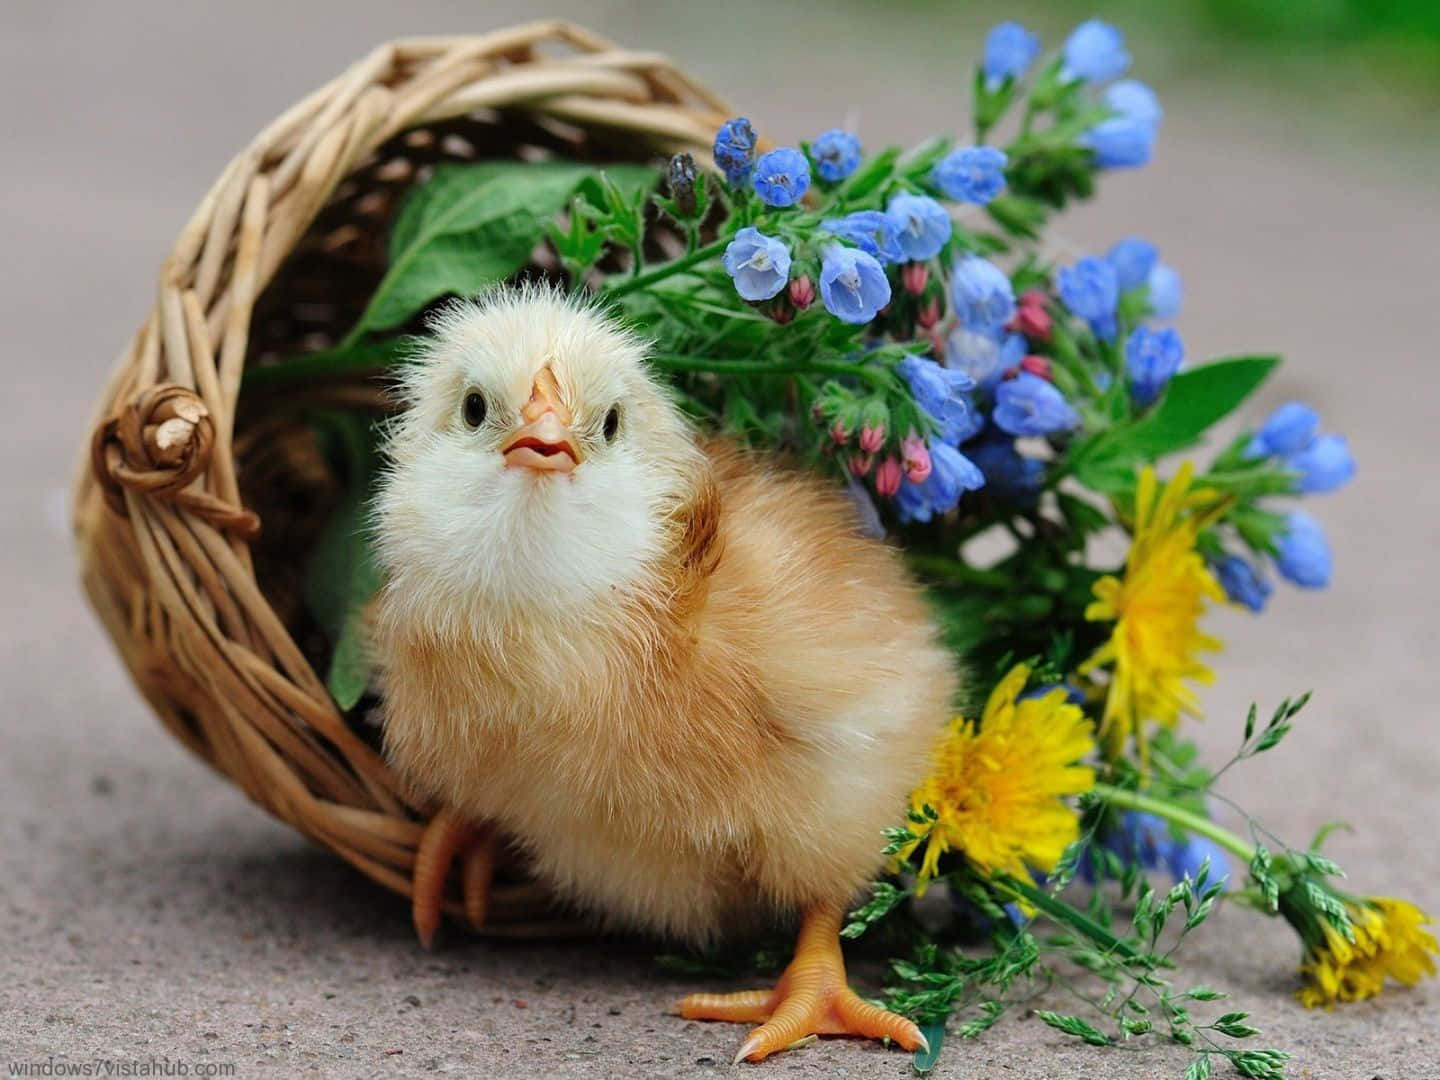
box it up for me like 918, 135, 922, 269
2, 1, 1437, 1075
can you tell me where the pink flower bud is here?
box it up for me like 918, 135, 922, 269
1019, 354, 1052, 379
1011, 292, 1052, 341
901, 434, 932, 484
916, 297, 941, 330
875, 456, 903, 497
1020, 288, 1049, 309
788, 275, 815, 309
768, 304, 794, 325
859, 424, 885, 454
849, 453, 874, 477
830, 419, 850, 445
901, 262, 930, 296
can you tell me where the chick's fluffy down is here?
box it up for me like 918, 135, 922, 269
374, 290, 958, 945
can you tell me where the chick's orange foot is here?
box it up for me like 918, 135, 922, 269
411, 809, 496, 949
676, 904, 927, 1064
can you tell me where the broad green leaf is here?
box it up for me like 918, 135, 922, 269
913, 1021, 946, 1074
304, 413, 384, 710
347, 161, 658, 341
1079, 356, 1278, 479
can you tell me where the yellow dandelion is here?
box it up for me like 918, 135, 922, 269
1298, 897, 1440, 1008
1079, 463, 1230, 760
905, 664, 1095, 893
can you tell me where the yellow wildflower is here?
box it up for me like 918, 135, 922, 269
1079, 463, 1230, 759
1298, 897, 1440, 1008
905, 664, 1095, 893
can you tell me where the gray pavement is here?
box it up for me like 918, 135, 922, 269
2, 2, 1438, 1077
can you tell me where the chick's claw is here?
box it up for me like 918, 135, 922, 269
411, 810, 496, 949
676, 905, 926, 1063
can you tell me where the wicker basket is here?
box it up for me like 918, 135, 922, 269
72, 21, 734, 937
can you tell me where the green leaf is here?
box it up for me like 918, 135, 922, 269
1035, 1011, 1111, 1047
304, 412, 384, 710
1078, 355, 1279, 476
913, 1021, 946, 1074
347, 162, 658, 341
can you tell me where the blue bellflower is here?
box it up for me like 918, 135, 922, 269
811, 129, 861, 182
1084, 81, 1163, 170
712, 117, 756, 187
895, 477, 935, 523
932, 146, 1008, 204
1286, 434, 1356, 494
721, 227, 792, 302
1214, 555, 1273, 612
946, 327, 1026, 391
1276, 511, 1333, 588
899, 355, 977, 445
1061, 19, 1130, 84
1126, 325, 1184, 405
1147, 262, 1184, 319
752, 147, 811, 207
1249, 401, 1321, 458
983, 21, 1041, 88
967, 437, 1045, 499
885, 192, 952, 261
1108, 237, 1159, 291
993, 372, 1080, 436
821, 210, 905, 264
819, 245, 891, 324
950, 255, 1016, 335
1058, 256, 1120, 342
924, 440, 986, 509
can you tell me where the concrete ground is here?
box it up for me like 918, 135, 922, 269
2, 2, 1437, 1076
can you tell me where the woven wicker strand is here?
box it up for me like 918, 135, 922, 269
73, 22, 733, 935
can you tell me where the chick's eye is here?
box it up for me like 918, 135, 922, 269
603, 405, 621, 443
462, 390, 487, 429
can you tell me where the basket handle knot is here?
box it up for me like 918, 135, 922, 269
91, 383, 260, 539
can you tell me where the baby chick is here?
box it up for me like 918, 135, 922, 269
372, 285, 958, 1062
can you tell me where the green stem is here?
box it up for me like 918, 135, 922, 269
905, 553, 1013, 589
605, 238, 729, 298
993, 874, 1145, 963
1092, 783, 1257, 863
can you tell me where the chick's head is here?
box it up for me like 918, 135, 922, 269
376, 286, 704, 628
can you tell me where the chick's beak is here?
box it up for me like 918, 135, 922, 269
500, 366, 581, 474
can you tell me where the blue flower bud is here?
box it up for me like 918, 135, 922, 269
983, 21, 1041, 88
1147, 263, 1184, 319
1061, 19, 1130, 85
821, 210, 905, 264
1107, 80, 1163, 128
950, 255, 1016, 336
1126, 325, 1185, 406
932, 146, 1008, 205
1276, 512, 1332, 588
1107, 237, 1159, 291
712, 117, 756, 187
1285, 434, 1356, 494
811, 129, 862, 182
752, 147, 811, 207
885, 193, 952, 262
721, 227, 792, 302
819, 245, 891, 324
1083, 80, 1163, 169
1057, 256, 1120, 342
1214, 555, 1273, 612
1249, 402, 1321, 458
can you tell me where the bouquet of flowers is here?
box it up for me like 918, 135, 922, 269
259, 17, 1435, 1078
